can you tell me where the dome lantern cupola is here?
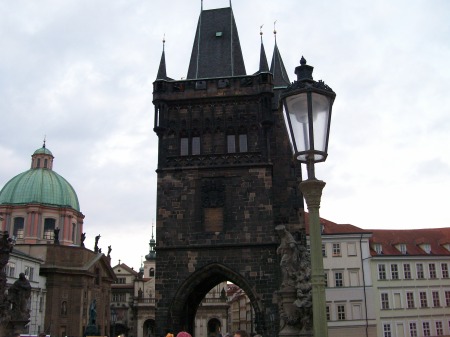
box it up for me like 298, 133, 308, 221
31, 141, 54, 170
0, 143, 84, 246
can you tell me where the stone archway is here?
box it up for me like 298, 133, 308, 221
143, 319, 156, 337
207, 318, 221, 337
168, 263, 266, 335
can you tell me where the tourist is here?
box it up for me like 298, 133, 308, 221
234, 330, 249, 337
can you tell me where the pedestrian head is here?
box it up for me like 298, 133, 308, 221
234, 331, 249, 337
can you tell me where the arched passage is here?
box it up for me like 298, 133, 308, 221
143, 319, 156, 337
207, 317, 221, 337
168, 263, 267, 335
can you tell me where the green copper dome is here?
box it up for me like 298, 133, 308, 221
0, 145, 80, 211
33, 147, 53, 156
0, 169, 80, 211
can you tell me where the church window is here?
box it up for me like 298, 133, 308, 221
227, 135, 236, 153
149, 268, 155, 277
37, 158, 41, 168
239, 134, 248, 152
72, 223, 76, 242
44, 159, 48, 168
192, 136, 201, 155
13, 217, 24, 239
180, 137, 189, 156
43, 218, 56, 239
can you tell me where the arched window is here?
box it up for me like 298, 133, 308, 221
72, 223, 76, 242
149, 268, 155, 277
43, 218, 56, 239
61, 301, 68, 316
13, 217, 25, 239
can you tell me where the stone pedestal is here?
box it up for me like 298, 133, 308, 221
1, 320, 30, 337
84, 324, 100, 337
277, 288, 313, 337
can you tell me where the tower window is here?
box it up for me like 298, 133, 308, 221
192, 136, 201, 155
180, 137, 189, 156
227, 135, 236, 153
44, 159, 48, 168
37, 158, 41, 168
149, 268, 155, 277
239, 134, 248, 152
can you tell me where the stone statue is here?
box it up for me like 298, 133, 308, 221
53, 227, 60, 244
94, 234, 101, 253
107, 245, 112, 257
81, 232, 86, 247
8, 273, 32, 321
276, 225, 299, 289
1, 231, 14, 325
89, 299, 97, 324
84, 298, 100, 336
276, 225, 313, 335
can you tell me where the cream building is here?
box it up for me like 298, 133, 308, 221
369, 228, 450, 337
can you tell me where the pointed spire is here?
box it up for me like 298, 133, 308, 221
270, 21, 290, 87
145, 224, 156, 261
187, 6, 246, 79
258, 25, 269, 73
156, 35, 170, 80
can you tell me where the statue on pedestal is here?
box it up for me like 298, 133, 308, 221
275, 225, 313, 336
84, 299, 100, 336
8, 273, 32, 321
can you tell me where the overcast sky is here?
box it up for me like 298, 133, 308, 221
1, 0, 449, 268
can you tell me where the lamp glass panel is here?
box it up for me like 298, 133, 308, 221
284, 93, 309, 160
311, 92, 331, 160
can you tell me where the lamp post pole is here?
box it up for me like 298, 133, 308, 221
281, 56, 335, 337
300, 178, 327, 337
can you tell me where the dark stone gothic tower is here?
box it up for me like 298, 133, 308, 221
153, 5, 304, 336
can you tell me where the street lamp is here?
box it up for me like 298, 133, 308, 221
281, 56, 335, 337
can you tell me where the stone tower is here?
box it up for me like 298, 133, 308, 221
153, 5, 304, 336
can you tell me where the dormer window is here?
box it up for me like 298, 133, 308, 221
397, 244, 407, 255
374, 244, 383, 255
421, 243, 431, 254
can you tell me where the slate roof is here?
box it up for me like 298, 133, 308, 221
187, 7, 246, 79
270, 40, 290, 87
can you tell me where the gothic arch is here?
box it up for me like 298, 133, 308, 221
168, 263, 265, 334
